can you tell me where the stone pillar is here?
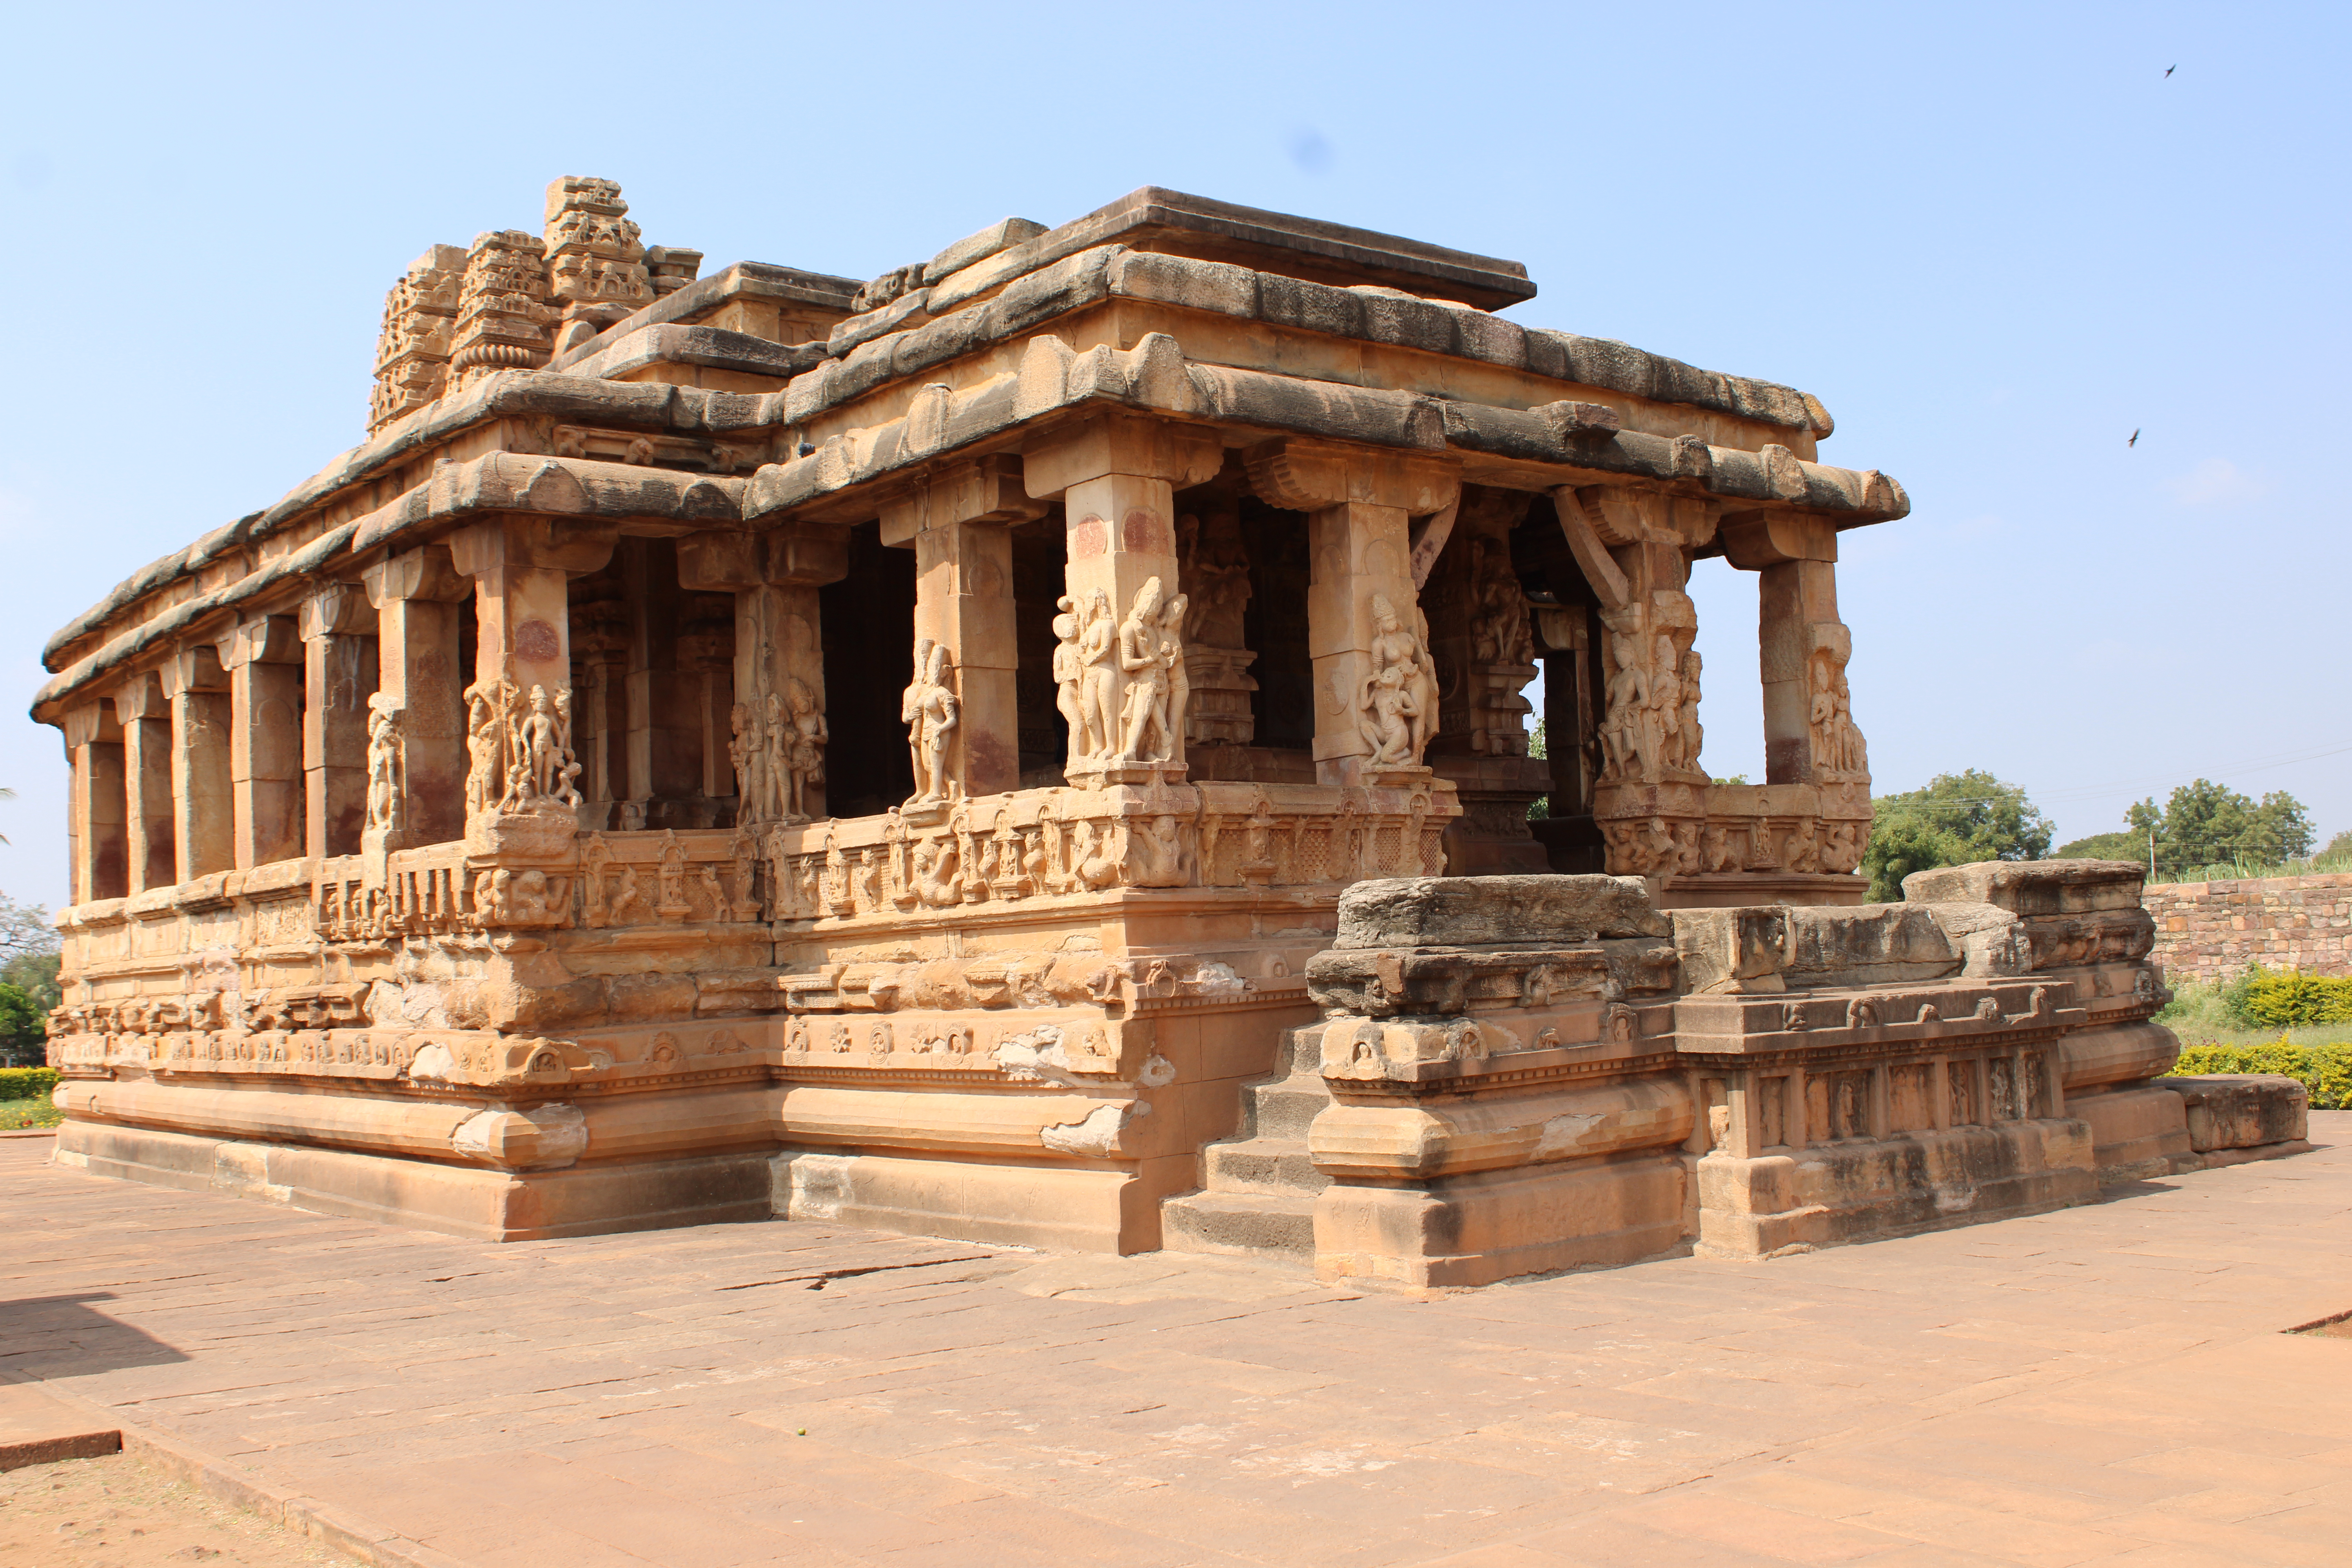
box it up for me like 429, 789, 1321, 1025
300, 581, 380, 861
217, 614, 306, 869
1025, 417, 1222, 788
159, 646, 233, 883
1174, 497, 1259, 752
1721, 510, 1871, 876
112, 672, 176, 893
566, 594, 629, 829
362, 545, 472, 848
63, 702, 126, 904
880, 457, 1046, 800
1243, 439, 1458, 788
1553, 486, 1712, 877
679, 525, 848, 824
447, 516, 617, 832
1721, 514, 1861, 786
608, 539, 703, 824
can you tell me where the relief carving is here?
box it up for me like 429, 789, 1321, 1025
901, 639, 961, 804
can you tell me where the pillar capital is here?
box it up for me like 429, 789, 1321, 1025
1720, 511, 1837, 569
677, 524, 852, 591
62, 701, 121, 750
363, 544, 472, 607
217, 614, 303, 670
158, 644, 229, 700
447, 516, 619, 582
1021, 413, 1221, 499
880, 456, 1049, 546
300, 579, 377, 641
113, 669, 167, 722
1243, 438, 1458, 516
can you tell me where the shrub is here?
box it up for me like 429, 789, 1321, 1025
2168, 1040, 2352, 1109
0, 1066, 58, 1102
2223, 967, 2352, 1029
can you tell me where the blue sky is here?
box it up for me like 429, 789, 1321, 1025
3, 1, 2344, 909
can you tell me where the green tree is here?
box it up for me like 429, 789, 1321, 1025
0, 983, 44, 1068
1861, 770, 2053, 902
2055, 829, 2147, 863
0, 892, 60, 1069
2124, 780, 2312, 877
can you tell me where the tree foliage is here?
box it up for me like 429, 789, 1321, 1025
1861, 770, 2053, 902
0, 894, 61, 1069
2122, 780, 2312, 877
0, 892, 58, 964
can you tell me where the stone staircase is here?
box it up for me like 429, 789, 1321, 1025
1159, 1024, 1331, 1264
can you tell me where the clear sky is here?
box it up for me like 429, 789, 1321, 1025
3, 1, 2344, 911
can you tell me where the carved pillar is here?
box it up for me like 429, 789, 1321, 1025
217, 614, 306, 869
679, 525, 847, 826
1550, 485, 1713, 878
64, 702, 126, 904
362, 545, 471, 849
447, 517, 616, 842
1174, 497, 1258, 751
1722, 511, 1870, 875
1245, 440, 1457, 788
678, 594, 737, 821
1026, 416, 1222, 789
880, 456, 1046, 801
112, 672, 176, 893
160, 646, 232, 882
610, 539, 702, 827
299, 582, 380, 861
566, 594, 629, 830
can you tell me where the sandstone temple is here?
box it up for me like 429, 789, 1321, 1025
30, 181, 2308, 1284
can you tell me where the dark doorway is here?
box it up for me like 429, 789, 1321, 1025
820, 522, 917, 818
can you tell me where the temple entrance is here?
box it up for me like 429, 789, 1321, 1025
818, 521, 916, 818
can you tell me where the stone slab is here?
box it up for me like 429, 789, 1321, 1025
3, 1119, 2347, 1566
0, 1381, 120, 1470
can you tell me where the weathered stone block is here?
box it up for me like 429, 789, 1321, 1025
1334, 874, 1666, 950
2159, 1074, 2309, 1152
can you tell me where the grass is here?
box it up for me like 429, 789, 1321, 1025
2158, 852, 2352, 884
0, 1099, 60, 1131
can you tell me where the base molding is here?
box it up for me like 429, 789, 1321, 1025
55, 1121, 772, 1241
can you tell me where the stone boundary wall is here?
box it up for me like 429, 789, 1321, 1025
2146, 873, 2352, 986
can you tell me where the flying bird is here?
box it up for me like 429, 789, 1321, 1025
2128, 429, 2140, 448
2165, 65, 2176, 77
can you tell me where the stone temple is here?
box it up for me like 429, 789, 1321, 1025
31, 180, 2309, 1284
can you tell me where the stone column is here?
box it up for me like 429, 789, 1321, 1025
1244, 439, 1458, 788
112, 671, 176, 893
880, 456, 1046, 800
1025, 416, 1221, 788
1553, 485, 1711, 877
63, 701, 126, 904
610, 538, 703, 825
1721, 514, 1860, 786
159, 645, 233, 882
300, 581, 381, 861
217, 614, 306, 869
679, 525, 848, 823
362, 545, 472, 848
1720, 510, 1870, 875
566, 595, 629, 829
447, 516, 617, 833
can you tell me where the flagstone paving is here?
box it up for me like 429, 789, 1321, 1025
3, 1120, 2348, 1568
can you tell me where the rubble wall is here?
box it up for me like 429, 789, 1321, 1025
2145, 873, 2352, 985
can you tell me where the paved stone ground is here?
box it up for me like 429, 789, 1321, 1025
4, 1122, 2350, 1568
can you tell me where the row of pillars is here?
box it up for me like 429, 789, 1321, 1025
61, 414, 1481, 906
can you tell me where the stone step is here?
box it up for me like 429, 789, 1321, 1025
1242, 1077, 1332, 1143
1201, 1137, 1330, 1198
1159, 1189, 1317, 1262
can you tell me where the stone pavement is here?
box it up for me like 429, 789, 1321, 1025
2, 1123, 2349, 1568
